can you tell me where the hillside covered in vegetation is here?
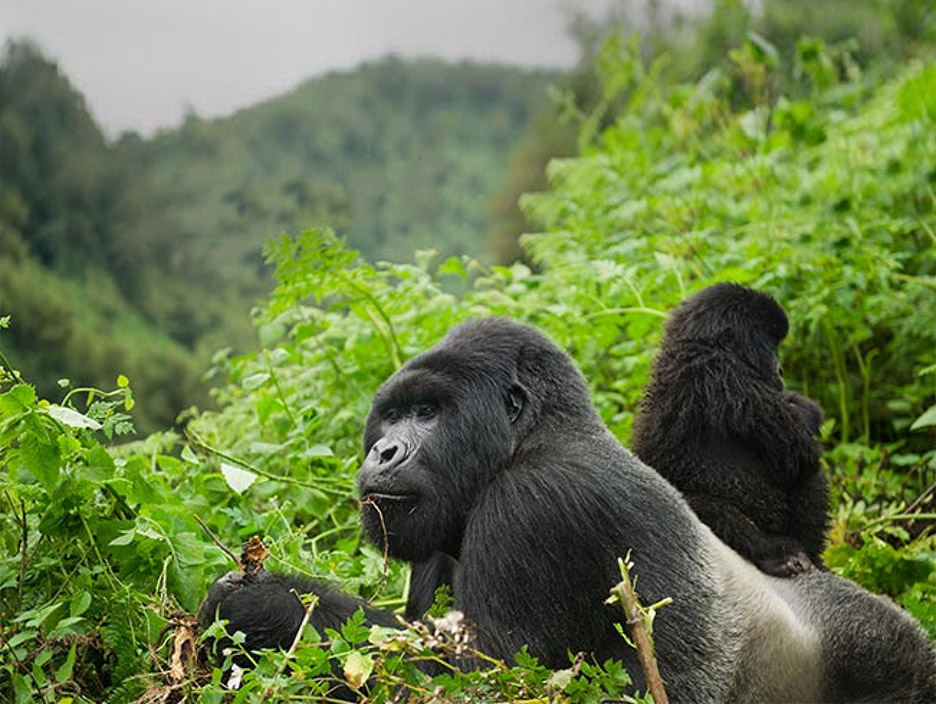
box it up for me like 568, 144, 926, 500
0, 44, 552, 430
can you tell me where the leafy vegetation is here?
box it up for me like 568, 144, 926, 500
486, 0, 936, 261
0, 42, 552, 430
1, 5, 935, 702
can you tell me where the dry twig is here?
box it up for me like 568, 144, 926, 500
192, 514, 239, 567
360, 497, 391, 597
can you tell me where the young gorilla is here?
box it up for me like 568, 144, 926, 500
632, 283, 828, 577
201, 318, 935, 702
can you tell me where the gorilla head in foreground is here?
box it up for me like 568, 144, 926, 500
632, 283, 830, 577
202, 318, 935, 702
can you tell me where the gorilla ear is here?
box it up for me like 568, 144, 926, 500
506, 383, 527, 424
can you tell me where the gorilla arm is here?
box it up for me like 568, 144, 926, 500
198, 570, 399, 658
782, 390, 824, 436
697, 357, 822, 485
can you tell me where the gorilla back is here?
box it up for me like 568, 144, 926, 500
207, 318, 935, 702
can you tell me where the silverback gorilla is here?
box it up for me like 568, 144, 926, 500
632, 283, 829, 577
201, 318, 935, 702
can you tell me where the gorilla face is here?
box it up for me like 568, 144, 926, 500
358, 339, 526, 562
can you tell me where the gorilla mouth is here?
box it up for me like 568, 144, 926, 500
362, 492, 418, 505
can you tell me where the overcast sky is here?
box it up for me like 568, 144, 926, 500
0, 0, 635, 137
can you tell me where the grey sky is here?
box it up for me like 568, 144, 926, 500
2, 0, 626, 137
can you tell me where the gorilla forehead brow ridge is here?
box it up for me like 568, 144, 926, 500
421, 318, 595, 411
410, 320, 525, 378
372, 367, 453, 408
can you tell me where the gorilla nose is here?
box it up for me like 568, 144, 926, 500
370, 437, 406, 469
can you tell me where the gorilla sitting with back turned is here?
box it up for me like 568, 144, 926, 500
632, 283, 828, 577
202, 317, 935, 702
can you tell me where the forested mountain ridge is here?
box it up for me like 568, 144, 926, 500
131, 56, 555, 298
0, 42, 554, 430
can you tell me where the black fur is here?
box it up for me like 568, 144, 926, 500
405, 552, 457, 620
202, 317, 935, 701
198, 570, 398, 656
632, 283, 829, 577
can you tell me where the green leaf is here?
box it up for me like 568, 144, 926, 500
301, 444, 334, 458
16, 602, 63, 629
21, 432, 61, 492
55, 643, 77, 684
6, 630, 37, 650
135, 524, 165, 541
546, 667, 574, 691
50, 616, 85, 635
180, 444, 200, 464
12, 673, 34, 704
269, 348, 290, 366
343, 650, 374, 690
340, 609, 371, 644
83, 445, 116, 483
156, 455, 183, 474
438, 256, 467, 278
70, 591, 92, 617
242, 372, 270, 391
255, 395, 283, 425
910, 405, 936, 431
249, 441, 283, 455
109, 529, 137, 546
44, 405, 103, 430
1, 384, 36, 417
747, 31, 779, 66
220, 462, 258, 494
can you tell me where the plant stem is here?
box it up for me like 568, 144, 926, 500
607, 556, 669, 704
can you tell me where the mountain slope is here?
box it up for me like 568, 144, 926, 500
0, 43, 554, 430
129, 58, 554, 297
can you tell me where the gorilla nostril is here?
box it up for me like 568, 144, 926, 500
371, 437, 404, 467
379, 444, 398, 464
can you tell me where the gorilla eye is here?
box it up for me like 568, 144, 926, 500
416, 403, 437, 420
386, 409, 402, 424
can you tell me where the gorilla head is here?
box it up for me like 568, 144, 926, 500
661, 282, 789, 388
357, 318, 597, 562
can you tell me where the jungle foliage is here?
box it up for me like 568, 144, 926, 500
2, 29, 935, 704
1, 1, 935, 701
487, 0, 936, 261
